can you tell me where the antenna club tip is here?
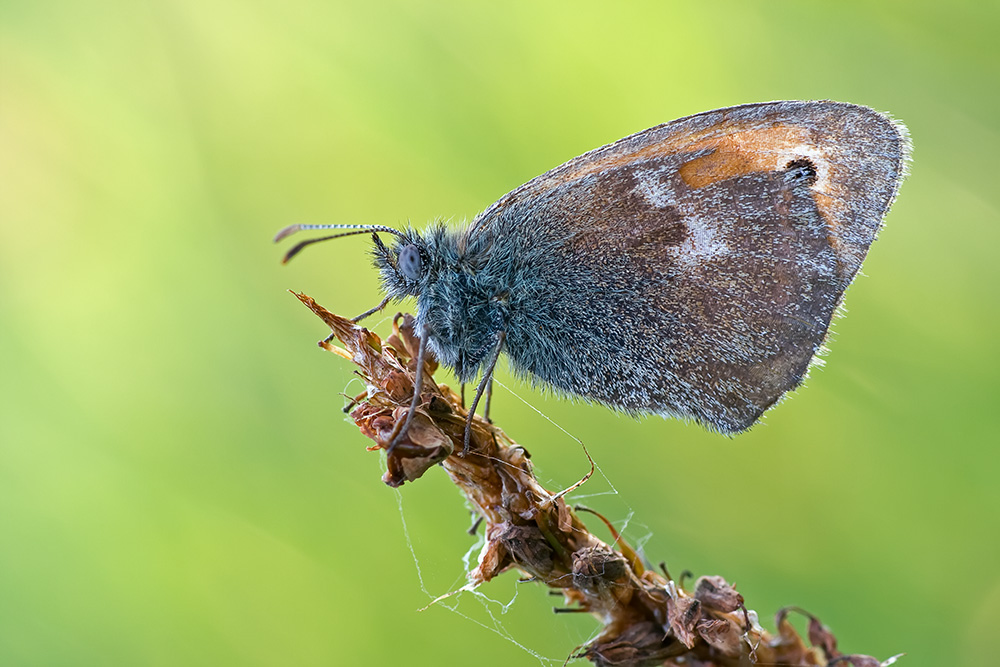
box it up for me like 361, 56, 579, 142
273, 224, 302, 243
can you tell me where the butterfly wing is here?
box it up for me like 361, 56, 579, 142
464, 101, 909, 433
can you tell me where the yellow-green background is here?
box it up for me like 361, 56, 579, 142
2, 1, 997, 665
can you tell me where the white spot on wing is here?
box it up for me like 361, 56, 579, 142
673, 213, 729, 265
631, 165, 730, 266
632, 166, 673, 208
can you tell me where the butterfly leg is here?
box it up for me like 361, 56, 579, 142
350, 295, 390, 323
387, 323, 430, 452
322, 296, 391, 346
463, 331, 505, 454
484, 376, 494, 424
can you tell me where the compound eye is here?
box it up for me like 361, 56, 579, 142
398, 244, 422, 280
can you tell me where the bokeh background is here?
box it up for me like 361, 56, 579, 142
2, 1, 998, 665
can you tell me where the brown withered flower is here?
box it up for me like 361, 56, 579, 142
290, 291, 899, 667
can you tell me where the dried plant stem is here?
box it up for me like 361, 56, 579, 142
292, 292, 897, 667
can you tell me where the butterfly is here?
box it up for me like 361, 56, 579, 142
277, 100, 909, 449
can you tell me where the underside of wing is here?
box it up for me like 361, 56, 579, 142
468, 101, 908, 432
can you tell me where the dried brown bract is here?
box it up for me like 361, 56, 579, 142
291, 291, 899, 667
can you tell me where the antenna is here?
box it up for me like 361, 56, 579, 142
273, 224, 405, 264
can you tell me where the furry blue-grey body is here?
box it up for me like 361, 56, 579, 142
373, 101, 909, 433
377, 221, 569, 385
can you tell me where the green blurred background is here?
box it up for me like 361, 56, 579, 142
2, 1, 998, 665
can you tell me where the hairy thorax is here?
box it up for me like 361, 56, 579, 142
415, 236, 509, 383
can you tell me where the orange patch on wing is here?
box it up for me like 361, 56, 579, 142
678, 126, 813, 188
668, 126, 852, 252
547, 123, 818, 190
